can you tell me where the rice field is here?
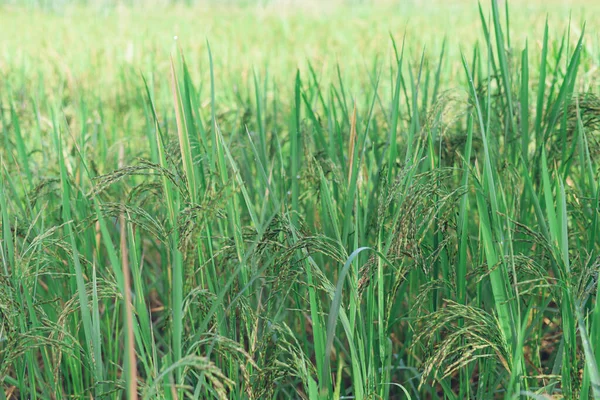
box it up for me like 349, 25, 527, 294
1, 0, 600, 398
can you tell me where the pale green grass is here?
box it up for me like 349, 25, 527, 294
1, 0, 600, 399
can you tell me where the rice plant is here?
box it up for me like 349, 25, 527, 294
1, 0, 599, 398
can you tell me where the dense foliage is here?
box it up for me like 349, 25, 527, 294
1, 0, 600, 398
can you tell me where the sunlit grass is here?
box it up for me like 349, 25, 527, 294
1, 0, 600, 398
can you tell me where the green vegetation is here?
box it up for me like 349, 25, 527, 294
1, 0, 599, 398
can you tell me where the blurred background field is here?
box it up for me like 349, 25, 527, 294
1, 0, 598, 97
